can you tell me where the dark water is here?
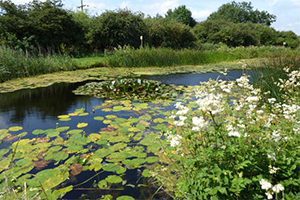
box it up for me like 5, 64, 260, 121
142, 69, 256, 85
0, 70, 255, 199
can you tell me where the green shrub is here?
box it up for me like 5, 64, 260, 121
145, 18, 196, 49
154, 69, 300, 199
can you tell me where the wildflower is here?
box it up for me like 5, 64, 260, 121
174, 116, 187, 127
260, 179, 272, 190
271, 131, 282, 142
272, 184, 284, 193
246, 96, 260, 103
269, 165, 280, 174
227, 124, 241, 137
265, 191, 273, 200
268, 98, 276, 104
228, 130, 241, 137
176, 106, 189, 115
168, 134, 182, 147
192, 116, 208, 131
196, 93, 224, 115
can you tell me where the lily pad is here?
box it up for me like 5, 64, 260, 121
105, 175, 123, 184
142, 169, 152, 178
77, 123, 88, 129
32, 129, 45, 135
116, 195, 135, 200
98, 180, 109, 189
58, 115, 70, 119
8, 126, 23, 132
94, 116, 105, 121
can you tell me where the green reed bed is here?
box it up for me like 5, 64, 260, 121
0, 46, 77, 82
106, 46, 297, 68
253, 54, 300, 102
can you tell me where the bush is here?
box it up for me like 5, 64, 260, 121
193, 20, 279, 47
155, 69, 300, 199
87, 10, 147, 51
145, 18, 196, 49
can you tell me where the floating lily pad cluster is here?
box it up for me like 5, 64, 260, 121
0, 95, 181, 199
73, 78, 180, 100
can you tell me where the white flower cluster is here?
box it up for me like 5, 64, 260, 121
260, 179, 284, 199
192, 116, 208, 131
227, 124, 241, 138
195, 92, 224, 115
167, 134, 182, 147
173, 102, 189, 127
279, 69, 300, 92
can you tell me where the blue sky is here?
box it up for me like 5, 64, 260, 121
13, 0, 300, 35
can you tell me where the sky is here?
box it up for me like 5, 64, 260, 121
12, 0, 300, 35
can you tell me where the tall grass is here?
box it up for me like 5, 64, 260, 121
107, 46, 296, 67
0, 46, 77, 82
253, 53, 300, 102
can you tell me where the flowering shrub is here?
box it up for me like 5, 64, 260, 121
155, 70, 300, 199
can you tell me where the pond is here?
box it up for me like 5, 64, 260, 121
0, 70, 255, 199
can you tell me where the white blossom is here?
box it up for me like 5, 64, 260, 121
271, 131, 282, 142
260, 179, 272, 190
265, 191, 273, 200
269, 165, 280, 174
192, 116, 208, 131
228, 130, 241, 137
168, 134, 182, 147
272, 184, 284, 193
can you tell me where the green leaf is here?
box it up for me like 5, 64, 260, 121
77, 123, 88, 129
116, 195, 135, 200
105, 175, 123, 184
8, 126, 23, 132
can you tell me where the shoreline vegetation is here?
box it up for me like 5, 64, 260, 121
0, 46, 299, 93
0, 58, 260, 94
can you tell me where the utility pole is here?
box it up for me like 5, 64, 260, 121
78, 0, 87, 12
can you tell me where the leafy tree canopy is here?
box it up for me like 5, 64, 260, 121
165, 5, 196, 27
87, 10, 147, 51
208, 1, 276, 26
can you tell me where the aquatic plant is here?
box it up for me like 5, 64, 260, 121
0, 99, 172, 199
73, 78, 180, 100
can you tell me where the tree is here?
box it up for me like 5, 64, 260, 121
193, 20, 279, 47
0, 0, 84, 54
208, 1, 276, 26
166, 5, 196, 27
275, 31, 300, 48
146, 18, 195, 49
87, 10, 148, 51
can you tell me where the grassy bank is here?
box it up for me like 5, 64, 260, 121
106, 46, 297, 67
0, 46, 298, 83
0, 46, 77, 82
0, 59, 260, 93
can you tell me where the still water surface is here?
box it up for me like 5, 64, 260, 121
0, 70, 255, 199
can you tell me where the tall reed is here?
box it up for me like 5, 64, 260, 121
107, 46, 296, 67
0, 46, 77, 82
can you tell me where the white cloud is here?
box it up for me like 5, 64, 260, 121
291, 0, 300, 7
144, 0, 180, 15
192, 10, 212, 21
120, 0, 130, 9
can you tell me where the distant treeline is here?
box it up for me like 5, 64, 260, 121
0, 0, 299, 55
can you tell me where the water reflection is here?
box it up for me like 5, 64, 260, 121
0, 81, 103, 130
